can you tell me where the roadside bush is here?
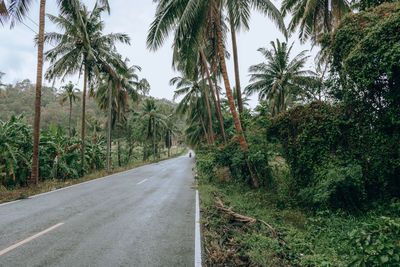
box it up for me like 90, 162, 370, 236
269, 101, 399, 210
349, 216, 400, 266
0, 115, 32, 187
0, 116, 106, 187
195, 151, 217, 181
300, 164, 366, 210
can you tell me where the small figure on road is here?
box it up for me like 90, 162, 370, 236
189, 152, 192, 158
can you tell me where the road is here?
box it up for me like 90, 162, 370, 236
0, 153, 196, 267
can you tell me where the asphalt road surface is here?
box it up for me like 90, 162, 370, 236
0, 153, 196, 267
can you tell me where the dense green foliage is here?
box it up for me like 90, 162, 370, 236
0, 114, 105, 187
269, 101, 399, 210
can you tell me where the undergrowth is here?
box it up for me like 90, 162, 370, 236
198, 169, 400, 266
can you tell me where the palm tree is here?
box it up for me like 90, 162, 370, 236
245, 39, 314, 116
0, 0, 109, 184
148, 0, 261, 187
137, 78, 150, 97
226, 0, 286, 115
171, 38, 217, 145
95, 58, 139, 170
164, 114, 180, 157
43, 2, 129, 173
59, 82, 80, 137
171, 75, 211, 144
139, 99, 167, 161
281, 0, 351, 43
4, 0, 110, 184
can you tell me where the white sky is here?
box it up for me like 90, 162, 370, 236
0, 0, 317, 108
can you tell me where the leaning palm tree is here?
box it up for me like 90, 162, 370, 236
245, 39, 314, 116
59, 82, 80, 137
281, 0, 351, 43
148, 0, 261, 187
43, 2, 130, 173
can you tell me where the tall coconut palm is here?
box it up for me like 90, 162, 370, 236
4, 0, 110, 184
148, 0, 261, 187
164, 114, 180, 157
43, 2, 129, 173
281, 0, 351, 43
59, 81, 80, 137
245, 39, 314, 115
226, 0, 286, 115
95, 58, 139, 170
139, 99, 167, 161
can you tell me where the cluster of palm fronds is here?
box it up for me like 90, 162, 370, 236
0, 115, 105, 188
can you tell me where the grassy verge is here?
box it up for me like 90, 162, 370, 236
198, 178, 400, 266
0, 148, 187, 205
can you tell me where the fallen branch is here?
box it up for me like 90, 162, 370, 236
215, 196, 291, 250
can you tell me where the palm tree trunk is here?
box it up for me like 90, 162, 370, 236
229, 15, 244, 116
200, 67, 215, 145
69, 98, 72, 137
106, 81, 112, 172
214, 77, 223, 114
81, 64, 88, 174
200, 48, 226, 143
198, 110, 209, 143
30, 0, 46, 186
117, 105, 121, 167
167, 132, 171, 157
213, 0, 260, 188
153, 119, 156, 161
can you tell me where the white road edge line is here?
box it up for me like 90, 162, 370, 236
0, 222, 64, 256
195, 190, 202, 267
137, 178, 148, 185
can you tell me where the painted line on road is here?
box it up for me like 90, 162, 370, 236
137, 178, 148, 185
195, 190, 202, 267
0, 200, 21, 208
0, 222, 64, 256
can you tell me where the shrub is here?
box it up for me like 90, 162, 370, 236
269, 101, 399, 209
300, 164, 366, 210
349, 216, 400, 266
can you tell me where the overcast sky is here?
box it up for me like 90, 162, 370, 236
0, 0, 317, 108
